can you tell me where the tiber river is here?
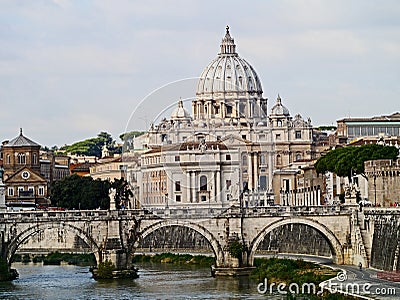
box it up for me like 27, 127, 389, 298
0, 263, 287, 300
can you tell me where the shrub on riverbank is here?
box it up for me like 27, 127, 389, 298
252, 257, 338, 286
12, 252, 96, 266
132, 253, 215, 266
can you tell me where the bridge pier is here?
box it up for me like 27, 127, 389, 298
211, 248, 255, 276
98, 249, 130, 270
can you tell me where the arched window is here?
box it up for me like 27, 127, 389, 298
200, 175, 207, 191
17, 153, 26, 164
33, 153, 38, 165
260, 154, 266, 165
295, 152, 302, 161
242, 154, 248, 166
6, 154, 10, 164
277, 154, 282, 165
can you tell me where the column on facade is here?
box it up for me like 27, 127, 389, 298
191, 171, 197, 203
248, 153, 253, 190
235, 100, 239, 118
192, 102, 196, 119
221, 101, 225, 118
268, 150, 273, 193
167, 173, 173, 206
187, 171, 191, 203
216, 170, 221, 203
197, 103, 201, 119
253, 153, 259, 192
312, 187, 316, 206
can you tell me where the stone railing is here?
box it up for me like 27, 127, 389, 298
0, 205, 355, 222
363, 207, 400, 216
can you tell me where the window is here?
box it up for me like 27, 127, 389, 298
242, 135, 247, 140
277, 120, 282, 127
242, 155, 248, 166
6, 154, 10, 164
295, 152, 302, 161
200, 175, 207, 191
226, 154, 231, 160
38, 186, 45, 196
8, 187, 14, 196
18, 187, 24, 196
226, 105, 233, 115
276, 134, 281, 140
33, 153, 38, 165
175, 195, 181, 202
175, 181, 181, 192
295, 131, 302, 139
259, 176, 267, 190
17, 153, 26, 164
201, 195, 207, 202
226, 180, 232, 190
260, 154, 266, 165
277, 154, 282, 165
174, 155, 180, 162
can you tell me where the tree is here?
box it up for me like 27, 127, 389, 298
51, 174, 110, 209
119, 131, 145, 142
111, 178, 133, 209
315, 144, 398, 179
59, 137, 104, 157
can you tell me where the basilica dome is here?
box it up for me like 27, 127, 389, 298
196, 26, 263, 99
270, 95, 290, 116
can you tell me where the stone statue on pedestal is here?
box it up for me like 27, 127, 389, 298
0, 166, 6, 210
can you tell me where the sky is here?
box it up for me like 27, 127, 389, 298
1, 0, 399, 147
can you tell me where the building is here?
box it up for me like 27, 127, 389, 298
336, 112, 400, 145
126, 27, 321, 208
40, 152, 71, 184
1, 129, 48, 208
365, 159, 400, 207
90, 156, 125, 181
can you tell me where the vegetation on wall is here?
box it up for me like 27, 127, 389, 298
132, 253, 215, 266
314, 144, 398, 179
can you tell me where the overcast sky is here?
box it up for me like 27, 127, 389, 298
1, 0, 399, 147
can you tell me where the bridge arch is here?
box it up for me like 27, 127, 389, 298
6, 223, 100, 266
135, 219, 224, 266
249, 218, 344, 264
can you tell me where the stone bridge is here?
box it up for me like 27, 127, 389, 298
1, 205, 396, 275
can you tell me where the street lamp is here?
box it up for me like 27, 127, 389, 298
165, 193, 169, 209
373, 165, 377, 207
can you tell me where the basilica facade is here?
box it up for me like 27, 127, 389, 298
126, 27, 322, 209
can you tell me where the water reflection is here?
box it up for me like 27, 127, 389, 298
0, 263, 285, 300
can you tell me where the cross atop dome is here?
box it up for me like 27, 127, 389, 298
220, 25, 237, 55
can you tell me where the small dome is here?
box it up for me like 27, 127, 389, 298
196, 26, 263, 99
171, 99, 191, 120
271, 95, 290, 116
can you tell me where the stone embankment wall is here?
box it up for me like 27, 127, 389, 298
256, 224, 332, 257
370, 212, 400, 271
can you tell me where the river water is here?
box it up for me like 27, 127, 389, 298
0, 263, 285, 300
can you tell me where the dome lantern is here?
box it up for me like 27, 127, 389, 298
220, 25, 237, 55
